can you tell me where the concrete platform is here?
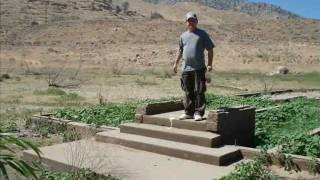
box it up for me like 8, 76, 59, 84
95, 130, 242, 166
120, 123, 221, 147
150, 110, 208, 119
23, 139, 235, 180
143, 110, 208, 131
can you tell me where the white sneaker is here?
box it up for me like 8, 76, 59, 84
194, 114, 202, 121
179, 113, 193, 120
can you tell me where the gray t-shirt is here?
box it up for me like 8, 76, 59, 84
179, 28, 215, 72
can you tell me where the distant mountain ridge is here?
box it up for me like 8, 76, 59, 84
143, 0, 300, 19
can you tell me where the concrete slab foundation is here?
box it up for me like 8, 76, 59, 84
23, 139, 235, 180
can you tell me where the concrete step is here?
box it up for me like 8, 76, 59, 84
120, 123, 221, 147
95, 130, 242, 166
142, 113, 208, 131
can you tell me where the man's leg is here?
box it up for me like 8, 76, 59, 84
194, 69, 206, 117
181, 72, 195, 116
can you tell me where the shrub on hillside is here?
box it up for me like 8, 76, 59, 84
150, 12, 164, 20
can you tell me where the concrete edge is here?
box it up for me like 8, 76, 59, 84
95, 132, 241, 166
310, 128, 320, 136
136, 100, 184, 115
255, 106, 280, 113
235, 88, 320, 97
22, 150, 107, 178
30, 114, 119, 136
23, 150, 77, 171
119, 123, 221, 147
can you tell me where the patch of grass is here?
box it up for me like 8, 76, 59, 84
256, 51, 271, 63
144, 68, 173, 79
33, 88, 85, 106
214, 71, 320, 91
206, 94, 274, 110
159, 69, 173, 79
22, 134, 64, 148
150, 12, 164, 20
57, 92, 84, 101
26, 118, 67, 138
38, 168, 120, 180
34, 87, 67, 96
53, 102, 138, 127
215, 71, 268, 80
62, 129, 81, 142
1, 73, 10, 79
135, 77, 158, 86
283, 72, 320, 87
0, 108, 36, 133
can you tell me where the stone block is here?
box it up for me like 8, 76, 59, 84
135, 113, 143, 123
136, 101, 184, 115
206, 111, 229, 132
207, 106, 256, 147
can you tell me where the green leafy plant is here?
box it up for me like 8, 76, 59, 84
51, 95, 319, 160
220, 160, 276, 180
0, 133, 41, 180
256, 148, 273, 166
278, 133, 320, 158
52, 95, 274, 127
38, 168, 120, 180
206, 94, 274, 110
255, 97, 320, 158
274, 152, 300, 172
63, 129, 81, 142
53, 102, 137, 127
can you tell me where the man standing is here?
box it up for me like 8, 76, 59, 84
173, 12, 215, 121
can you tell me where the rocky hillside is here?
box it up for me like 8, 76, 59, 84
143, 0, 300, 19
0, 0, 143, 42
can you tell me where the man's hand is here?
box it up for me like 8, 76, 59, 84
174, 49, 182, 74
207, 48, 214, 72
173, 63, 178, 73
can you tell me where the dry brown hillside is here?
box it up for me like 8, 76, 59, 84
125, 0, 255, 25
1, 0, 319, 75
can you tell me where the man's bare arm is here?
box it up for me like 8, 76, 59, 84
207, 48, 214, 71
173, 49, 183, 73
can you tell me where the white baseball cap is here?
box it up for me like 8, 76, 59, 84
185, 12, 197, 21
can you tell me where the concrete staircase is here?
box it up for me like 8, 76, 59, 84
95, 110, 244, 166
23, 102, 256, 179
120, 123, 221, 147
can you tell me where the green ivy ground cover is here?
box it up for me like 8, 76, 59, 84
52, 95, 320, 157
255, 98, 320, 157
53, 94, 274, 127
